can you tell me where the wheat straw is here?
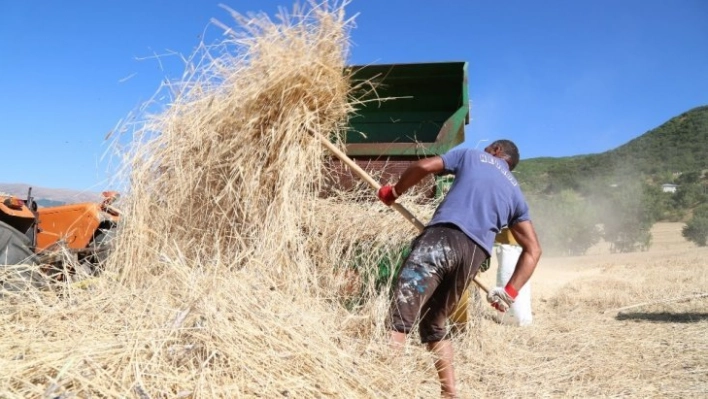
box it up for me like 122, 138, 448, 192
1, 2, 706, 398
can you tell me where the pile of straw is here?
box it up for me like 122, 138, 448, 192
0, 2, 440, 397
113, 2, 355, 283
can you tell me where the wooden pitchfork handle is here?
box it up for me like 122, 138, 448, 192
314, 132, 490, 294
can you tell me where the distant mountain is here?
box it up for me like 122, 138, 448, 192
36, 198, 67, 207
0, 183, 101, 205
516, 105, 708, 193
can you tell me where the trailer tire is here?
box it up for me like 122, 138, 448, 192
0, 220, 35, 265
88, 228, 116, 266
0, 220, 44, 292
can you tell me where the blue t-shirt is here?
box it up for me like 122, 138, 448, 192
429, 148, 530, 255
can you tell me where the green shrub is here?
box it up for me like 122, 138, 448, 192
682, 205, 708, 246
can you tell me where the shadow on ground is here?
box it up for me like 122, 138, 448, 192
616, 312, 708, 323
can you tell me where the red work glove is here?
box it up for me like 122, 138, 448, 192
377, 184, 399, 206
486, 283, 518, 312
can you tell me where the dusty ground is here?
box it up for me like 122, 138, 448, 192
517, 222, 703, 294
450, 222, 708, 398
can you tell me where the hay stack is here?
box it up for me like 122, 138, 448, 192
113, 2, 355, 283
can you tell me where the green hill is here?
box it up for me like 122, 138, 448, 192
514, 105, 708, 254
608, 105, 708, 174
516, 105, 708, 194
36, 198, 66, 207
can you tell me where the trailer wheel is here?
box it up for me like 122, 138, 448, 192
0, 220, 34, 265
88, 228, 116, 267
0, 220, 44, 292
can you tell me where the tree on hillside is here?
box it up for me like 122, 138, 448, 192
672, 183, 708, 209
544, 165, 581, 193
631, 181, 686, 222
682, 204, 708, 246
527, 190, 601, 256
591, 182, 656, 253
676, 171, 701, 185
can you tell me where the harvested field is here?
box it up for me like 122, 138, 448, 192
1, 2, 707, 398
2, 220, 706, 398
471, 222, 708, 398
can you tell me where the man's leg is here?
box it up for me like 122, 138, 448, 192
389, 226, 479, 397
419, 227, 487, 398
388, 229, 445, 347
427, 340, 456, 398
390, 330, 406, 348
420, 291, 459, 398
419, 284, 460, 398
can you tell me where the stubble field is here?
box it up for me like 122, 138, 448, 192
460, 222, 707, 397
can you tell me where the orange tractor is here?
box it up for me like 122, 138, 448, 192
0, 188, 120, 275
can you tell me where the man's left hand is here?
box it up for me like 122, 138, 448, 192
487, 284, 518, 312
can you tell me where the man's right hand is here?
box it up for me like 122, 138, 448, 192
377, 184, 398, 206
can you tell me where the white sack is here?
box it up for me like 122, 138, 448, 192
495, 244, 532, 326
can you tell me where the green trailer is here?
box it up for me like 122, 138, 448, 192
346, 61, 470, 156
331, 61, 470, 198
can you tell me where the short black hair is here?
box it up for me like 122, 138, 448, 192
491, 139, 520, 171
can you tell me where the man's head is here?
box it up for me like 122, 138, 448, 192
484, 139, 520, 171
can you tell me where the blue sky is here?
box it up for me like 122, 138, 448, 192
1, 0, 706, 191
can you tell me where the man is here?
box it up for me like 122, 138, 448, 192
377, 139, 542, 398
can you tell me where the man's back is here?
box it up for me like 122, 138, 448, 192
429, 148, 529, 255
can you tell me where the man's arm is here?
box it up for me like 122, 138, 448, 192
507, 220, 542, 291
392, 156, 445, 196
